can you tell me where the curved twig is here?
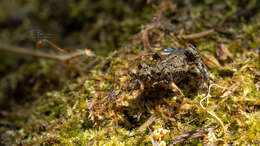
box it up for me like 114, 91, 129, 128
180, 29, 215, 40
0, 43, 94, 63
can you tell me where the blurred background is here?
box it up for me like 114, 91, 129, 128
0, 0, 155, 106
0, 0, 154, 55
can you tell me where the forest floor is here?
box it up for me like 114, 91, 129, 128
0, 0, 259, 145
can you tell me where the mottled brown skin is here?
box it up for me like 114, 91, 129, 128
134, 47, 210, 91
136, 49, 188, 89
102, 47, 210, 114
131, 47, 210, 113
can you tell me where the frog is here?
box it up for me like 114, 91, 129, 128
129, 46, 210, 112
133, 47, 210, 93
91, 46, 210, 117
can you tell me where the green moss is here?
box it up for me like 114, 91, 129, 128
1, 0, 260, 145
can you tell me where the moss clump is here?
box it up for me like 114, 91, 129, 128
0, 0, 260, 145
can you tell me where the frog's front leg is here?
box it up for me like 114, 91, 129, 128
132, 79, 144, 92
169, 82, 185, 114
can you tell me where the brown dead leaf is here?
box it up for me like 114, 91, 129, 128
216, 43, 234, 62
201, 53, 221, 68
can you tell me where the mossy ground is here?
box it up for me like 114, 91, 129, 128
0, 0, 259, 145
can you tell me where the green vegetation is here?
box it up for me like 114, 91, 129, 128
0, 0, 259, 145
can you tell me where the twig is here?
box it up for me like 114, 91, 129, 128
170, 128, 205, 145
141, 26, 152, 51
139, 19, 175, 52
0, 43, 94, 63
180, 29, 215, 40
138, 115, 158, 132
36, 39, 69, 54
0, 43, 65, 61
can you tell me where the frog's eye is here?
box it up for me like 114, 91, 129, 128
163, 48, 174, 52
161, 47, 181, 55
163, 47, 176, 52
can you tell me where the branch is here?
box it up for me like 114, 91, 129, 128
0, 43, 94, 62
138, 115, 159, 132
170, 128, 205, 145
180, 29, 215, 40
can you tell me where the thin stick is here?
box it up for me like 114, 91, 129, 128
141, 26, 152, 51
200, 84, 227, 135
180, 29, 215, 40
36, 39, 95, 75
138, 115, 158, 132
63, 50, 95, 62
36, 39, 69, 54
170, 128, 205, 145
0, 43, 64, 61
0, 43, 92, 62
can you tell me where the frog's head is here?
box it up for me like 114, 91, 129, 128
184, 47, 210, 86
184, 47, 201, 62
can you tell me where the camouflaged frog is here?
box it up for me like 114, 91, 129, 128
99, 46, 210, 114
128, 47, 210, 111
134, 47, 210, 91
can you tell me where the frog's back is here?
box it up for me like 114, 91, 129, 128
136, 48, 189, 88
159, 52, 188, 83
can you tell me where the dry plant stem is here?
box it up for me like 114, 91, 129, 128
0, 43, 65, 62
141, 27, 152, 51
181, 29, 215, 40
64, 51, 92, 62
200, 84, 227, 138
138, 115, 158, 132
170, 128, 205, 145
139, 19, 175, 52
37, 39, 69, 54
0, 43, 90, 63
36, 39, 92, 76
